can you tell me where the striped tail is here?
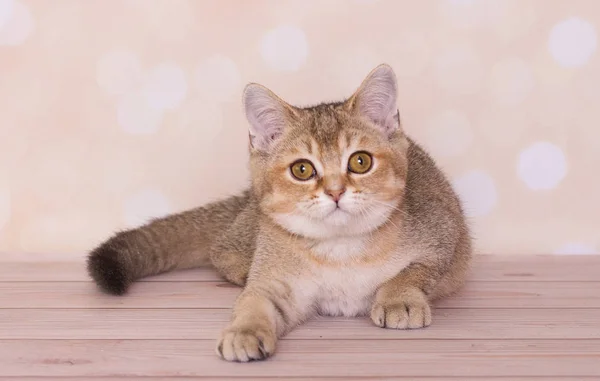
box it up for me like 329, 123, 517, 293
86, 191, 250, 295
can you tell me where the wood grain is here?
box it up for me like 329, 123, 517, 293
1, 280, 598, 309
1, 339, 599, 377
0, 375, 598, 381
1, 308, 599, 340
1, 258, 599, 379
2, 255, 599, 282
0, 262, 223, 282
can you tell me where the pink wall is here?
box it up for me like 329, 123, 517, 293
0, 0, 599, 259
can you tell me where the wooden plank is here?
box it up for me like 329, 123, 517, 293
469, 255, 600, 281
0, 378, 596, 381
0, 262, 223, 282
6, 374, 596, 380
0, 339, 598, 377
2, 255, 599, 282
0, 281, 598, 309
1, 308, 599, 340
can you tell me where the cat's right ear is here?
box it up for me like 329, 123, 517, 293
243, 83, 295, 151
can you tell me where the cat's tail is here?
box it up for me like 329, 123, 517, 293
86, 190, 250, 295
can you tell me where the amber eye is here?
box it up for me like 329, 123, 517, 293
290, 160, 316, 181
348, 151, 373, 174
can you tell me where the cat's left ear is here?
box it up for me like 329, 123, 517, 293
346, 64, 400, 136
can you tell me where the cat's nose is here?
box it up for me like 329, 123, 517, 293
325, 188, 346, 203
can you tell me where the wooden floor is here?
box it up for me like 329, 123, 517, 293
0, 255, 599, 380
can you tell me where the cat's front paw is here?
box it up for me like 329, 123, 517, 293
370, 288, 432, 329
216, 325, 276, 362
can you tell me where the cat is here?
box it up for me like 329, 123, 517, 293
87, 64, 472, 362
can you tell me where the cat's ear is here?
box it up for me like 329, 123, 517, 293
243, 83, 296, 151
347, 64, 400, 136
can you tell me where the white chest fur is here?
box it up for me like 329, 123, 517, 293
313, 256, 411, 317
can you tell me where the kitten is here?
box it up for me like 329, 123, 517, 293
87, 64, 472, 362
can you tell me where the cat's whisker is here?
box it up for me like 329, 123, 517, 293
365, 202, 403, 232
356, 204, 377, 244
369, 199, 410, 219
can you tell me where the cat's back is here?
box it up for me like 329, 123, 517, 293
401, 137, 470, 268
404, 138, 465, 220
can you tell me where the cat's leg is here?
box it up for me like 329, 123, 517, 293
208, 203, 258, 286
370, 262, 439, 330
371, 230, 471, 330
217, 278, 312, 362
210, 248, 252, 286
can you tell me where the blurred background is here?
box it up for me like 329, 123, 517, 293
0, 0, 598, 260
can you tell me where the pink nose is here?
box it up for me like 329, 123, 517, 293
325, 188, 346, 202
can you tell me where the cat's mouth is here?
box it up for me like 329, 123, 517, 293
323, 206, 350, 223
330, 205, 344, 213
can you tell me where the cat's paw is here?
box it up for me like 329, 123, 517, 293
370, 288, 432, 329
216, 325, 276, 362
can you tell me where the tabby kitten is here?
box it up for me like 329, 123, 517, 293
87, 64, 472, 362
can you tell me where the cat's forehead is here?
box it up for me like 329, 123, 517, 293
300, 102, 360, 139
275, 102, 383, 163
300, 103, 347, 138
284, 125, 373, 164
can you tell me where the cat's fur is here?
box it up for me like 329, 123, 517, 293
87, 64, 472, 362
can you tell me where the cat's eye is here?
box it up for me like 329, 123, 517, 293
290, 160, 316, 181
348, 151, 373, 174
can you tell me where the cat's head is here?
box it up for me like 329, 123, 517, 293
244, 64, 409, 239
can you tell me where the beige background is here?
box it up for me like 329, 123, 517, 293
0, 0, 598, 260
